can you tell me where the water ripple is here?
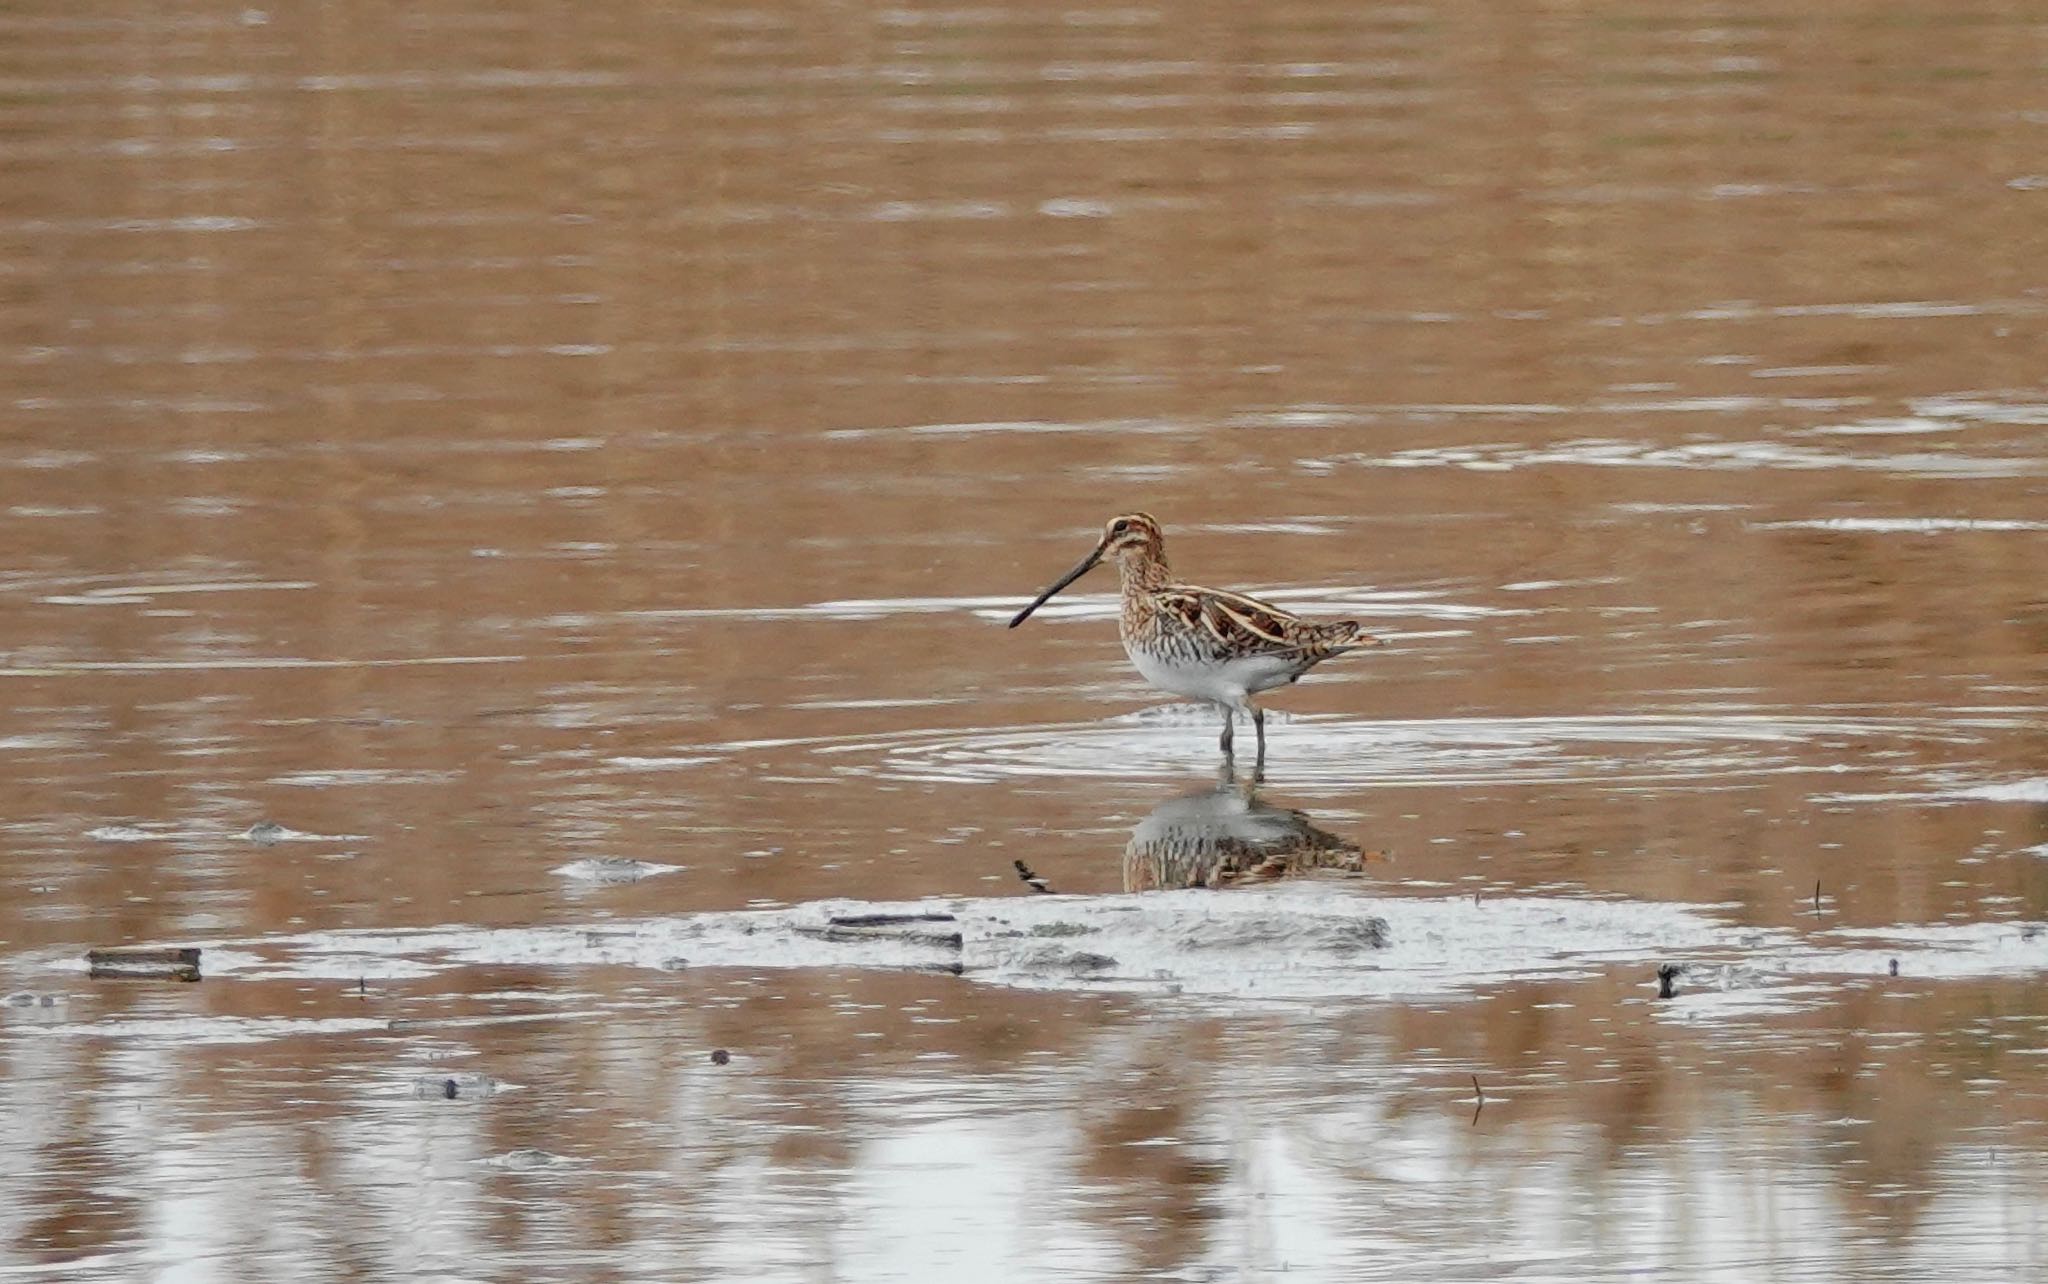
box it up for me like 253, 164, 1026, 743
795, 709, 2013, 792
1307, 438, 2044, 478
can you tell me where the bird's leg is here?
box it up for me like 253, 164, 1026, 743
1218, 706, 1235, 755
1251, 706, 1266, 783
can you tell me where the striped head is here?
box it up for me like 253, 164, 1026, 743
1100, 511, 1165, 564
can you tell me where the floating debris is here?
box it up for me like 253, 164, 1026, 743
552, 857, 683, 884
710, 1048, 730, 1066
1014, 859, 1053, 893
86, 825, 161, 843
88, 821, 357, 846
479, 1148, 579, 1171
0, 991, 68, 1023
412, 1072, 500, 1101
87, 946, 200, 982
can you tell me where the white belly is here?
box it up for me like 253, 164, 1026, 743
1127, 644, 1299, 705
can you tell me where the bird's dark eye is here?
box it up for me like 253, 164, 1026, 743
1110, 520, 1129, 534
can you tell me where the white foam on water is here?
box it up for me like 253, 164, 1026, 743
558, 594, 1027, 624
0, 654, 523, 676
1750, 364, 1883, 379
43, 1015, 390, 1045
1803, 419, 1954, 436
69, 580, 315, 600
244, 823, 370, 844
823, 417, 1183, 441
600, 755, 717, 772
1952, 779, 2048, 803
86, 824, 163, 842
1828, 776, 2048, 806
983, 584, 1517, 625
549, 584, 1503, 627
266, 769, 462, 788
1805, 923, 2048, 979
1755, 517, 2048, 533
1307, 436, 2044, 479
1910, 395, 2048, 425
85, 822, 366, 844
1657, 923, 2048, 1020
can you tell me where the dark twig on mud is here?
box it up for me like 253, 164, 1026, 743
1471, 1075, 1485, 1126
800, 915, 963, 948
823, 912, 957, 928
1656, 963, 1682, 999
1814, 878, 1823, 916
1014, 860, 1052, 894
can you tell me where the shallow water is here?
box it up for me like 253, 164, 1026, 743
3, 0, 2047, 1280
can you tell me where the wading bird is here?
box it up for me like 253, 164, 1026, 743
1008, 513, 1380, 763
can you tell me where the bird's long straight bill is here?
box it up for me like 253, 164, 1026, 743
1008, 544, 1105, 627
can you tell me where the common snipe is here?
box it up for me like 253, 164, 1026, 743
1009, 513, 1380, 761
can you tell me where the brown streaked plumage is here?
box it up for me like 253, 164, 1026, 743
1009, 512, 1381, 763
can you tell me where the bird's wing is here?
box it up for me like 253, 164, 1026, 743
1157, 584, 1304, 653
1161, 583, 1380, 658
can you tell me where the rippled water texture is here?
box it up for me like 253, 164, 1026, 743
3, 2, 2047, 1281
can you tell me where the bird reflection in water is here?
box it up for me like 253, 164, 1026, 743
1123, 767, 1384, 892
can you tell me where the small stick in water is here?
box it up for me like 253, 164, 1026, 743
825, 912, 956, 928
1014, 860, 1052, 894
1814, 878, 1822, 916
1470, 1075, 1486, 1125
1657, 963, 1683, 999
88, 947, 201, 982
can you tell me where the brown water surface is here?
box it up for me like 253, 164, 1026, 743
3, 1, 2047, 1280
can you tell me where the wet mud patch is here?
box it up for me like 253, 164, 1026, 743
17, 890, 2048, 1053
26, 887, 2039, 1018
27, 887, 1720, 1008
